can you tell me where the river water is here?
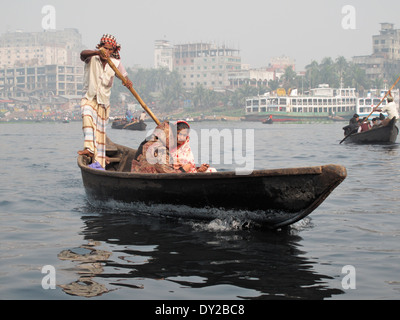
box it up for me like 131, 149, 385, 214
1, 120, 400, 301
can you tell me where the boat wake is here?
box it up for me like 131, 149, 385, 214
84, 198, 311, 231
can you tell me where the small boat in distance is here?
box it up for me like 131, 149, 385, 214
111, 119, 147, 131
77, 138, 347, 230
262, 115, 273, 124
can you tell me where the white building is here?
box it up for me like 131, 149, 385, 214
0, 28, 84, 68
154, 40, 173, 72
172, 42, 241, 90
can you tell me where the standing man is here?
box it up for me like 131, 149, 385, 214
374, 95, 399, 126
78, 34, 133, 168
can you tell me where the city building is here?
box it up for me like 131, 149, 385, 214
0, 29, 85, 100
353, 23, 400, 81
0, 64, 84, 99
155, 41, 241, 90
0, 28, 84, 68
268, 55, 296, 73
154, 39, 173, 72
228, 66, 276, 88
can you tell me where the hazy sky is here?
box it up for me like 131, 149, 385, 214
2, 0, 400, 70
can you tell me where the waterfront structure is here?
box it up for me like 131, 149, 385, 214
0, 64, 84, 99
228, 66, 276, 88
0, 29, 85, 100
353, 23, 400, 81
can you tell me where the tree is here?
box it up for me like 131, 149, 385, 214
305, 60, 320, 89
281, 66, 297, 90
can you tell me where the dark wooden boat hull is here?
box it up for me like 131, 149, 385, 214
111, 120, 147, 131
262, 118, 273, 124
345, 118, 398, 144
77, 141, 347, 229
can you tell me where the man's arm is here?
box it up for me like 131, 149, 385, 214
80, 50, 101, 62
116, 62, 133, 89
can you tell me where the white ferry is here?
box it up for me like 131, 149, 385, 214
355, 88, 399, 119
244, 84, 358, 122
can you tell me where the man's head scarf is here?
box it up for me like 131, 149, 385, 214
96, 34, 121, 59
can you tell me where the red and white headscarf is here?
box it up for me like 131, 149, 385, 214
96, 34, 121, 59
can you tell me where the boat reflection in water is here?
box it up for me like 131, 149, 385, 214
57, 209, 345, 299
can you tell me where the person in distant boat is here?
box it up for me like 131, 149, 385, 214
343, 113, 360, 136
77, 34, 133, 169
358, 117, 371, 133
349, 113, 359, 125
170, 120, 216, 173
374, 96, 399, 126
371, 117, 380, 128
139, 111, 146, 122
126, 110, 133, 123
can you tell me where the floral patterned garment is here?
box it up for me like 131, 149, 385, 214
170, 137, 197, 173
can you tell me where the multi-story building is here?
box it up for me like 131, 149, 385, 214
0, 28, 83, 68
0, 28, 84, 99
353, 23, 400, 81
228, 66, 276, 88
0, 65, 84, 99
268, 55, 296, 73
174, 43, 241, 90
372, 23, 400, 60
154, 40, 173, 72
155, 41, 241, 90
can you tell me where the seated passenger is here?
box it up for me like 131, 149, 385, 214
358, 118, 371, 133
349, 113, 359, 125
170, 120, 217, 173
131, 120, 216, 173
131, 121, 177, 173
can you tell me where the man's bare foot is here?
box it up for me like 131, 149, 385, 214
78, 149, 94, 157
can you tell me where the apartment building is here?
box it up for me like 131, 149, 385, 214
0, 29, 84, 99
0, 28, 83, 68
0, 65, 84, 99
353, 23, 400, 81
154, 40, 174, 72
155, 41, 241, 90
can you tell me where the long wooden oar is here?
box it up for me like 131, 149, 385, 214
340, 74, 400, 144
100, 48, 161, 126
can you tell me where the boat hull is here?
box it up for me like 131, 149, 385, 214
78, 141, 347, 229
243, 112, 351, 122
111, 120, 147, 131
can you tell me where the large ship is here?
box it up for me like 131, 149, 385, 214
355, 88, 399, 119
243, 84, 357, 122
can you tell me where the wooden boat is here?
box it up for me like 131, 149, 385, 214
111, 119, 147, 131
342, 117, 398, 144
77, 139, 347, 229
